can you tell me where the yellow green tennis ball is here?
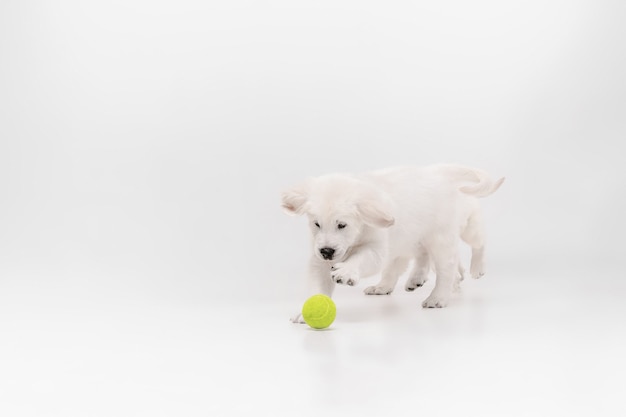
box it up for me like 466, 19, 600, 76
302, 294, 336, 329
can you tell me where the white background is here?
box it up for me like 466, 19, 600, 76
1, 1, 625, 416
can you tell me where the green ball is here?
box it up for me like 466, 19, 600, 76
302, 294, 336, 329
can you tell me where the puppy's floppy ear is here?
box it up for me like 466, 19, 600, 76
357, 186, 395, 228
281, 181, 310, 215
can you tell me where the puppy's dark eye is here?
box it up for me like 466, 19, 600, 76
337, 223, 347, 230
314, 222, 320, 228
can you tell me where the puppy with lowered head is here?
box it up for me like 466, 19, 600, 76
282, 164, 504, 322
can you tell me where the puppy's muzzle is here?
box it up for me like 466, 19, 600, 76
319, 247, 335, 260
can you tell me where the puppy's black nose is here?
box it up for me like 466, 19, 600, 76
319, 247, 335, 260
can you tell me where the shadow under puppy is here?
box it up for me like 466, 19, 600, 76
282, 164, 504, 323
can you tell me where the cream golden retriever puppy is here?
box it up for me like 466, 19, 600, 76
282, 164, 504, 322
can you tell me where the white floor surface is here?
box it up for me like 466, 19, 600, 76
1, 261, 625, 417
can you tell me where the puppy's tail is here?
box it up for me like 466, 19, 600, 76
435, 164, 505, 198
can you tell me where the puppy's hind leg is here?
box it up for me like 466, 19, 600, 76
453, 264, 466, 292
405, 245, 430, 292
364, 256, 410, 295
422, 235, 458, 308
461, 207, 487, 279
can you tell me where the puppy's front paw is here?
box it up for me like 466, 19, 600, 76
290, 312, 306, 324
470, 259, 485, 279
364, 285, 394, 295
405, 275, 428, 292
330, 263, 359, 286
422, 292, 450, 308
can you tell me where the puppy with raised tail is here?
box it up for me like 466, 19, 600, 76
282, 164, 504, 323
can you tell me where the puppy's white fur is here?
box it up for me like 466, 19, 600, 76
282, 164, 504, 321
